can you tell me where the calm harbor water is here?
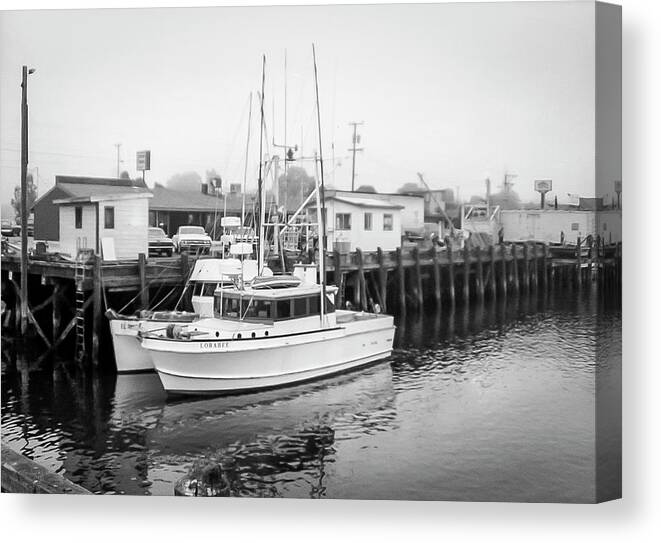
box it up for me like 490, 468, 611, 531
1, 290, 621, 502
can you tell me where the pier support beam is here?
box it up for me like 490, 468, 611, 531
462, 244, 470, 304
488, 244, 496, 299
523, 243, 530, 294
475, 246, 484, 302
51, 281, 62, 344
91, 254, 102, 367
512, 243, 520, 295
432, 248, 441, 308
356, 248, 367, 312
447, 241, 456, 307
138, 252, 149, 309
377, 247, 388, 313
413, 247, 423, 310
499, 243, 508, 297
396, 247, 406, 315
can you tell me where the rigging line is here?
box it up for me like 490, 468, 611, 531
116, 264, 173, 314
312, 43, 328, 326
242, 92, 254, 229
257, 55, 266, 275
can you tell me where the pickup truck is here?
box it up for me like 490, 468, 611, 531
172, 225, 212, 254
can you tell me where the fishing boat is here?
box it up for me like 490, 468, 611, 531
140, 274, 395, 394
107, 256, 263, 373
140, 48, 396, 395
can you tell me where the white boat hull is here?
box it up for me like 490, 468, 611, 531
142, 316, 395, 394
108, 319, 169, 373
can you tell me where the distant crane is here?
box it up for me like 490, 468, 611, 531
416, 172, 455, 234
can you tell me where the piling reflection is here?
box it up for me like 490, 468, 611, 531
1, 287, 620, 500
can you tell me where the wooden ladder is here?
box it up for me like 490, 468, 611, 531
73, 255, 88, 362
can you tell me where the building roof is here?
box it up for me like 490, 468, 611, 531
148, 184, 247, 212
33, 175, 150, 209
53, 193, 153, 205
325, 195, 404, 210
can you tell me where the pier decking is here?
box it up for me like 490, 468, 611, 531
1, 238, 621, 369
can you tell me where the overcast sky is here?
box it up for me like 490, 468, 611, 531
0, 1, 606, 208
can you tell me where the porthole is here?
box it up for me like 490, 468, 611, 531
237, 333, 242, 339
215, 331, 219, 338
265, 331, 269, 337
251, 332, 256, 338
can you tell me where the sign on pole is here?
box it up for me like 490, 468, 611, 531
136, 150, 151, 172
534, 179, 552, 209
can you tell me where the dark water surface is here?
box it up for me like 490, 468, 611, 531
1, 291, 621, 501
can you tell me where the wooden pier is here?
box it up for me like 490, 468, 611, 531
1, 237, 621, 369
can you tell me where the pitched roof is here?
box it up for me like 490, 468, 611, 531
148, 184, 247, 212
32, 175, 151, 208
324, 195, 404, 210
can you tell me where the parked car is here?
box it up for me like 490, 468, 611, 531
8, 219, 34, 237
1, 219, 14, 237
172, 225, 212, 254
148, 227, 175, 257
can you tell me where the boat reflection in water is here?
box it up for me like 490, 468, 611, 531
114, 360, 397, 497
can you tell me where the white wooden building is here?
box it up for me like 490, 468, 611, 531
500, 209, 622, 244
53, 192, 153, 260
321, 193, 404, 253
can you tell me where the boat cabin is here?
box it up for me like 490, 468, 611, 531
213, 283, 336, 324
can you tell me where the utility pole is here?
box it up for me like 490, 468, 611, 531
114, 143, 122, 177
348, 121, 364, 191
20, 66, 35, 336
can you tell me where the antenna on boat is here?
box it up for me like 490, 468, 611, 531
312, 43, 328, 326
257, 55, 266, 275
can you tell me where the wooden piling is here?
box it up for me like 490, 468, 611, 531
499, 242, 507, 296
531, 244, 539, 292
488, 244, 496, 299
512, 243, 520, 295
541, 243, 549, 291
51, 281, 62, 344
413, 247, 423, 309
138, 252, 149, 309
522, 243, 530, 293
356, 248, 368, 312
432, 247, 441, 307
475, 246, 485, 302
396, 247, 406, 314
376, 247, 388, 313
576, 236, 583, 289
447, 241, 456, 307
91, 254, 102, 367
462, 244, 470, 304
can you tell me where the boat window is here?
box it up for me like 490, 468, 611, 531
294, 297, 307, 317
241, 298, 257, 319
202, 283, 217, 296
255, 299, 272, 319
223, 297, 240, 318
277, 299, 291, 319
309, 295, 320, 315
193, 282, 203, 296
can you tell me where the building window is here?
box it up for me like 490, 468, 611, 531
75, 206, 82, 229
383, 214, 393, 231
603, 223, 607, 231
104, 206, 115, 229
364, 212, 373, 231
336, 213, 351, 230
571, 222, 579, 231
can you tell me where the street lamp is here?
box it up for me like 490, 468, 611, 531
20, 65, 35, 335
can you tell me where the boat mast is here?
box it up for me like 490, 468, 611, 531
257, 55, 266, 275
312, 44, 328, 325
